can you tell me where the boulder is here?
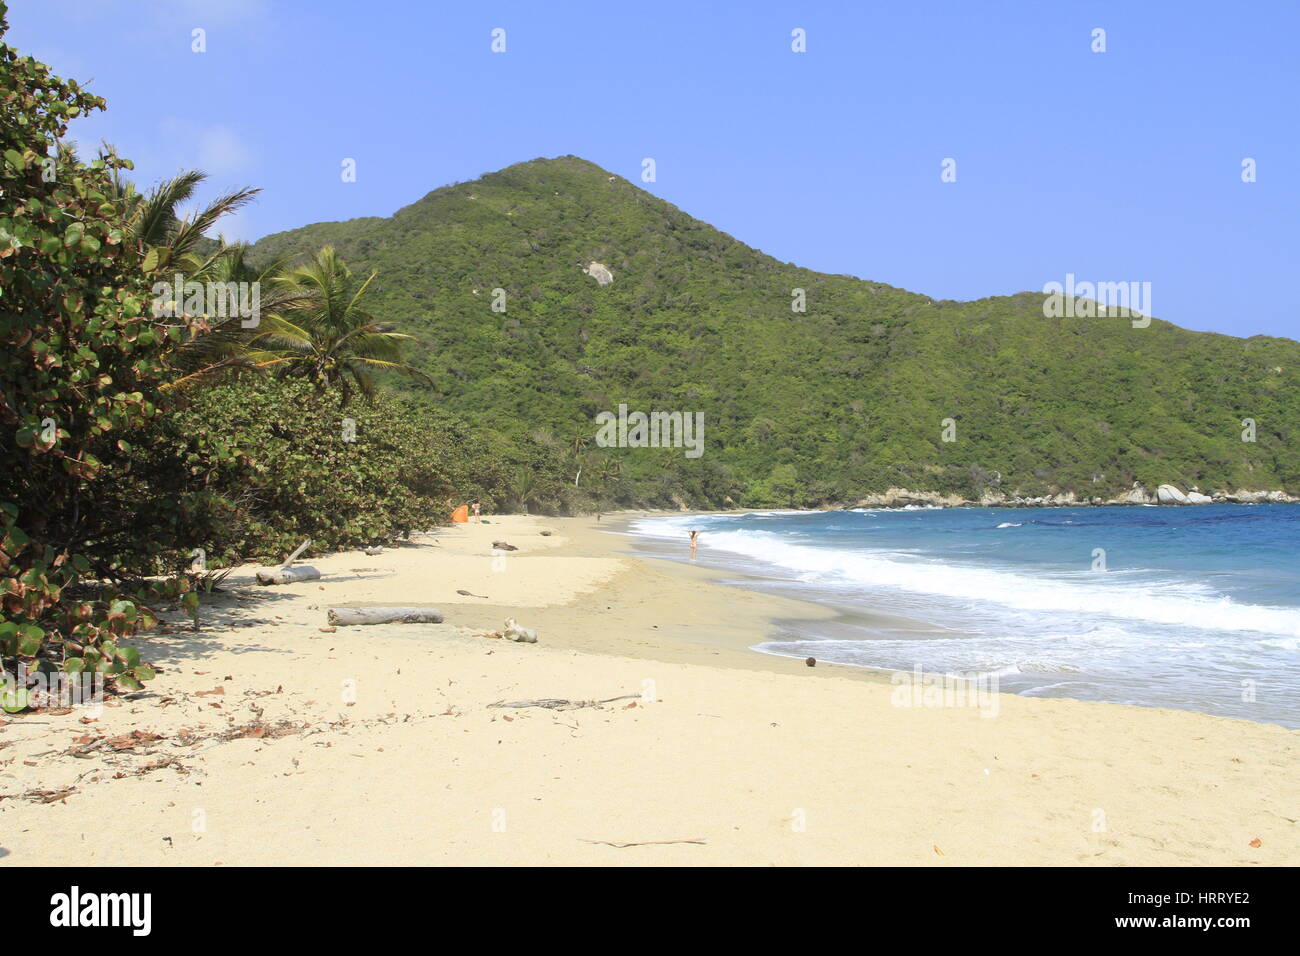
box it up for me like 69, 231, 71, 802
1186, 492, 1213, 504
1156, 484, 1190, 505
583, 262, 614, 285
1115, 485, 1153, 505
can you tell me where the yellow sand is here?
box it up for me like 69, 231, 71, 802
0, 515, 1294, 865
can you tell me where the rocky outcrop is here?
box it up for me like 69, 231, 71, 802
1156, 484, 1191, 505
583, 262, 613, 285
854, 487, 968, 508
1114, 484, 1154, 505
846, 483, 1296, 509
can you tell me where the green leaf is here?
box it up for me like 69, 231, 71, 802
16, 624, 44, 656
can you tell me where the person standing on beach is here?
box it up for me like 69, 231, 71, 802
472, 501, 481, 523
689, 529, 700, 560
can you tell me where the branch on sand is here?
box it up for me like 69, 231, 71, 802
579, 838, 707, 848
487, 695, 640, 711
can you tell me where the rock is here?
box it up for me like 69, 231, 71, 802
805, 657, 816, 667
1156, 484, 1190, 505
539, 530, 552, 536
364, 545, 384, 555
503, 618, 537, 643
491, 540, 518, 551
583, 262, 614, 285
1186, 492, 1213, 504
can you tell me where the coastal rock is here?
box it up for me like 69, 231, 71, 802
1186, 491, 1213, 504
1112, 485, 1153, 505
1156, 484, 1190, 505
492, 540, 518, 551
853, 487, 966, 509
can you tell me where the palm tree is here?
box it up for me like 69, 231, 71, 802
98, 153, 272, 391
511, 468, 541, 514
101, 151, 260, 269
249, 246, 430, 404
161, 242, 301, 392
568, 428, 591, 486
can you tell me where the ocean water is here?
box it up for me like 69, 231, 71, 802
627, 506, 1300, 727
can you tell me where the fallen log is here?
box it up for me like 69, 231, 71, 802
256, 566, 321, 586
488, 695, 639, 711
327, 606, 444, 626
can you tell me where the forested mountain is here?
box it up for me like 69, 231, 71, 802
249, 156, 1298, 506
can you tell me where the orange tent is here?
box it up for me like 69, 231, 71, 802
450, 505, 469, 523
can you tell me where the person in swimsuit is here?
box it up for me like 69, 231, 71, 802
689, 529, 700, 559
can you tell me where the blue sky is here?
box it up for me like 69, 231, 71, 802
8, 0, 1297, 338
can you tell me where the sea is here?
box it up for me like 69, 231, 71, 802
626, 505, 1300, 727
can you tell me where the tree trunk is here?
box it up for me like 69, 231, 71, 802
256, 566, 321, 585
326, 606, 444, 626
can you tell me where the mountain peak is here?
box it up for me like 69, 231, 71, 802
247, 157, 1300, 501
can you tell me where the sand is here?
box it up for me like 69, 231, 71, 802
0, 514, 1294, 866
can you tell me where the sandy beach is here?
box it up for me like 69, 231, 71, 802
0, 514, 1294, 866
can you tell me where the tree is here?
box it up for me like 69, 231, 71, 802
249, 246, 430, 404
0, 7, 180, 689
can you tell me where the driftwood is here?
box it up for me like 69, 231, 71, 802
579, 838, 706, 848
327, 606, 444, 626
256, 566, 321, 586
503, 618, 537, 643
282, 538, 312, 566
488, 694, 639, 711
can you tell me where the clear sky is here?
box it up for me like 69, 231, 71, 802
8, 0, 1297, 338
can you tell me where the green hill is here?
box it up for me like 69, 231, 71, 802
248, 155, 1299, 507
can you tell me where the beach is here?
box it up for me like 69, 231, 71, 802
0, 514, 1294, 866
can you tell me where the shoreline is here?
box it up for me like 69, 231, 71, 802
0, 514, 1295, 866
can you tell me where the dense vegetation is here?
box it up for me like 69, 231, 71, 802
0, 9, 570, 699
253, 156, 1300, 507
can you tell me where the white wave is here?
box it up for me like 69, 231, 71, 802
996, 522, 1022, 528
648, 525, 1300, 639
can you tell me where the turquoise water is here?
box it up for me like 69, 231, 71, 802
629, 505, 1300, 727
